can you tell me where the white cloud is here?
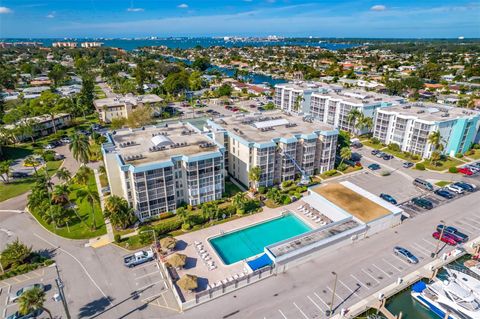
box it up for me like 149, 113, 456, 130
46, 12, 56, 18
177, 4, 188, 9
127, 8, 144, 12
370, 5, 386, 11
0, 6, 12, 14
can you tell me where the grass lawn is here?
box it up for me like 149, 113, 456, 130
466, 150, 480, 160
435, 181, 452, 187
99, 173, 109, 188
223, 180, 243, 197
362, 141, 385, 150
424, 157, 464, 171
29, 169, 106, 239
94, 86, 107, 99
0, 160, 63, 202
342, 166, 363, 174
319, 171, 341, 179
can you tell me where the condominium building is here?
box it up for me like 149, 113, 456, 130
94, 93, 163, 123
81, 42, 102, 48
4, 113, 72, 141
102, 123, 225, 220
52, 42, 77, 48
207, 111, 338, 189
373, 103, 480, 159
309, 90, 404, 134
274, 82, 404, 134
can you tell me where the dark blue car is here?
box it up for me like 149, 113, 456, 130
368, 163, 381, 170
436, 225, 469, 243
434, 188, 455, 199
380, 193, 397, 205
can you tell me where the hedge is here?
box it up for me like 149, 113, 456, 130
0, 259, 54, 280
415, 163, 426, 170
449, 166, 459, 173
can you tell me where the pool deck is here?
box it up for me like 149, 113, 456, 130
171, 200, 318, 294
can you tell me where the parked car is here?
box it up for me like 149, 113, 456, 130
403, 162, 414, 168
11, 171, 30, 179
368, 163, 381, 170
44, 144, 55, 150
447, 184, 464, 194
413, 178, 434, 192
466, 165, 480, 173
124, 249, 155, 268
453, 182, 476, 192
9, 283, 45, 303
371, 150, 379, 156
7, 309, 43, 319
436, 225, 469, 243
434, 188, 455, 199
382, 154, 393, 160
432, 232, 458, 245
411, 197, 433, 210
393, 246, 419, 264
54, 153, 65, 160
380, 193, 397, 205
458, 167, 473, 176
375, 152, 385, 158
60, 137, 71, 144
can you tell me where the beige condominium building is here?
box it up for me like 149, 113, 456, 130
207, 111, 338, 189
94, 93, 163, 123
102, 123, 225, 220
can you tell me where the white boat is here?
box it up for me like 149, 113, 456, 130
465, 260, 480, 278
447, 268, 480, 299
411, 279, 480, 319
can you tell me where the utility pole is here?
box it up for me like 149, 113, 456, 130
326, 271, 338, 316
432, 220, 445, 258
53, 263, 71, 319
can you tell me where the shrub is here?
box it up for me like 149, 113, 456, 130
411, 154, 420, 160
387, 143, 401, 152
296, 186, 307, 193
114, 234, 121, 243
473, 144, 480, 150
466, 149, 475, 156
449, 166, 459, 173
337, 163, 348, 172
281, 180, 294, 189
181, 223, 192, 231
153, 219, 183, 235
283, 196, 292, 205
415, 163, 425, 170
455, 153, 464, 158
257, 186, 267, 194
294, 192, 302, 199
370, 137, 380, 145
159, 212, 174, 220
324, 169, 337, 177
42, 150, 56, 162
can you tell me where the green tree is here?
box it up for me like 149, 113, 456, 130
77, 75, 95, 118
55, 167, 72, 183
163, 71, 190, 95
192, 57, 211, 71
0, 239, 31, 269
293, 95, 304, 112
69, 134, 91, 165
346, 108, 362, 132
24, 156, 39, 176
52, 184, 69, 205
0, 160, 12, 183
176, 207, 188, 223
48, 64, 67, 87
428, 130, 444, 152
18, 286, 53, 319
339, 146, 352, 167
76, 187, 100, 230
248, 166, 262, 191
39, 91, 61, 134
232, 192, 247, 215
74, 166, 91, 186
103, 195, 137, 229
216, 84, 232, 97
430, 150, 442, 167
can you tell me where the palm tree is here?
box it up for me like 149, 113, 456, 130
347, 108, 361, 128
24, 156, 39, 176
75, 166, 91, 186
248, 166, 262, 191
0, 160, 12, 184
18, 286, 53, 319
104, 195, 136, 229
69, 134, 91, 165
232, 192, 247, 215
176, 207, 188, 223
293, 95, 304, 112
52, 184, 69, 205
339, 146, 352, 167
430, 150, 442, 167
55, 167, 71, 183
355, 115, 373, 133
76, 187, 99, 230
428, 130, 444, 152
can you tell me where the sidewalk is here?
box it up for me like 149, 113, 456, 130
88, 168, 114, 248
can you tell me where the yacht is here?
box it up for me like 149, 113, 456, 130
412, 279, 480, 319
447, 268, 480, 299
465, 260, 480, 278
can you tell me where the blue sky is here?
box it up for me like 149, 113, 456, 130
0, 0, 479, 38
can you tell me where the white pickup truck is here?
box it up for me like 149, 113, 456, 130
123, 249, 155, 268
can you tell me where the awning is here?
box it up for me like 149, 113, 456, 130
247, 253, 273, 271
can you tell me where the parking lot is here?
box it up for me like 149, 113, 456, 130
0, 265, 63, 319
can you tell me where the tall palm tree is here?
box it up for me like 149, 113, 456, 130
52, 184, 69, 205
24, 156, 39, 176
55, 167, 72, 183
355, 115, 373, 133
232, 192, 247, 215
428, 130, 444, 152
176, 207, 188, 223
293, 95, 304, 112
75, 166, 91, 186
69, 133, 91, 165
76, 187, 99, 230
18, 286, 53, 319
339, 146, 352, 167
347, 108, 361, 128
248, 166, 262, 191
0, 160, 12, 184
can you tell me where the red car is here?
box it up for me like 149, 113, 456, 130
458, 167, 473, 175
432, 232, 458, 245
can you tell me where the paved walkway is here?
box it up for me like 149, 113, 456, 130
88, 168, 114, 248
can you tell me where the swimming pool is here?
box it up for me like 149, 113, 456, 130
209, 213, 312, 265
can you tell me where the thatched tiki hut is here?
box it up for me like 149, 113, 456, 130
168, 253, 187, 269
177, 274, 198, 292
160, 237, 177, 251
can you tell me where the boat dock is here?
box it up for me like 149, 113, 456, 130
332, 237, 480, 319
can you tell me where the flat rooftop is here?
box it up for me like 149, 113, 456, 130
211, 111, 336, 143
312, 183, 390, 223
109, 123, 219, 166
94, 93, 162, 108
311, 89, 403, 105
379, 103, 479, 122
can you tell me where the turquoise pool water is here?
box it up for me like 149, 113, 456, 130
209, 214, 311, 265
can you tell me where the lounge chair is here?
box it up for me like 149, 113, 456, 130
199, 249, 206, 254
209, 265, 217, 271
194, 241, 201, 246
204, 256, 212, 261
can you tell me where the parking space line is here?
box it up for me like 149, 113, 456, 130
350, 274, 371, 290
307, 295, 325, 313
313, 292, 329, 308
135, 270, 160, 280
381, 258, 402, 272
278, 309, 288, 319
361, 269, 380, 283
463, 217, 480, 227
338, 279, 360, 297
421, 238, 437, 248
411, 243, 431, 256
326, 285, 344, 301
132, 262, 157, 271
293, 302, 309, 319
371, 263, 392, 278
452, 223, 476, 234
392, 254, 413, 266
